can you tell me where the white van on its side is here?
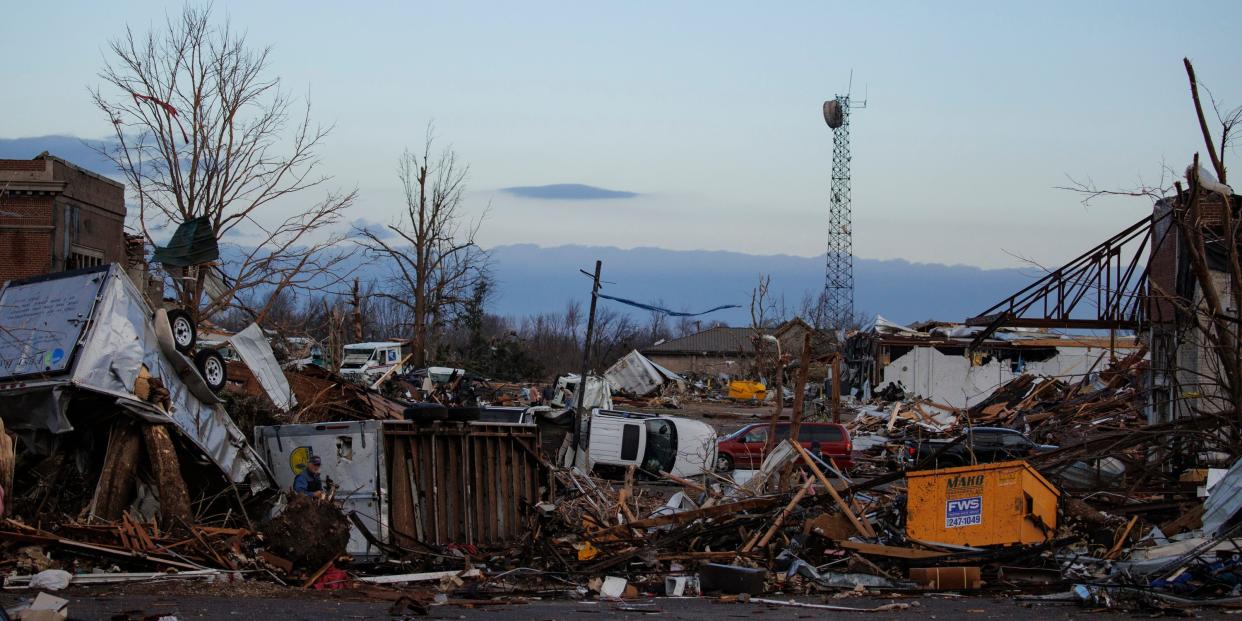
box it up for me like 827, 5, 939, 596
573, 409, 717, 478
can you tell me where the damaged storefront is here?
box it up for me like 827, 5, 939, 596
844, 317, 1142, 408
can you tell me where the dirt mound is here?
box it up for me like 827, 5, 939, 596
261, 494, 351, 570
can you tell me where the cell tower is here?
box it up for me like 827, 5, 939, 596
822, 93, 862, 330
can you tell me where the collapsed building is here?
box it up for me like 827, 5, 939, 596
0, 265, 273, 531
844, 317, 1141, 408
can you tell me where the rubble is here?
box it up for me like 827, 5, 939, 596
0, 273, 1238, 616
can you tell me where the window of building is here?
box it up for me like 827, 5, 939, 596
67, 246, 104, 270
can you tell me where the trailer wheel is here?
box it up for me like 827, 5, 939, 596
194, 349, 227, 393
167, 308, 197, 353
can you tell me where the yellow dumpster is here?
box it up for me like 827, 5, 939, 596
727, 380, 766, 401
905, 460, 1059, 547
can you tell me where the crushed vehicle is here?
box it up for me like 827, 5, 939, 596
904, 426, 1056, 469
716, 421, 854, 472
569, 409, 717, 478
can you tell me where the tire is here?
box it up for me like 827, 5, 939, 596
194, 349, 226, 393
167, 309, 197, 353
716, 453, 735, 473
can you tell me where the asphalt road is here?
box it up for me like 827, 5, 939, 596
7, 590, 1240, 621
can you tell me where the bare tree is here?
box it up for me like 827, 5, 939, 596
91, 6, 356, 323
750, 275, 789, 455
355, 127, 489, 367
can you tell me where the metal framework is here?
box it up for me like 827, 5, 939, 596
965, 212, 1172, 347
825, 95, 855, 329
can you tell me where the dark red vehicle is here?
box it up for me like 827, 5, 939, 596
715, 422, 853, 472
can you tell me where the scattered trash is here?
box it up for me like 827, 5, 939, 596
25, 570, 70, 592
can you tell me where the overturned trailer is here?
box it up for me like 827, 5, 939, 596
0, 265, 272, 493
254, 418, 547, 560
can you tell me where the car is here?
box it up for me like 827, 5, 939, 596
575, 409, 718, 479
716, 422, 854, 472
904, 427, 1057, 469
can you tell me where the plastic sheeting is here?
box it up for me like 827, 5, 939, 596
604, 349, 684, 397
0, 265, 271, 490
230, 323, 296, 412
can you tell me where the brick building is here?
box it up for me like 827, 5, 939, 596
0, 154, 126, 283
1145, 192, 1239, 425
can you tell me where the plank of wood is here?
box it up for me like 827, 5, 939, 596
836, 540, 949, 560
789, 440, 874, 537
1104, 515, 1139, 560
885, 403, 902, 432
301, 559, 336, 588
588, 497, 780, 538
656, 551, 757, 561
744, 475, 814, 551
259, 550, 295, 573
659, 471, 722, 499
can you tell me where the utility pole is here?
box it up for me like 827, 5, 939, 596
572, 260, 602, 451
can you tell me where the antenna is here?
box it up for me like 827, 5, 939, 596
822, 77, 866, 330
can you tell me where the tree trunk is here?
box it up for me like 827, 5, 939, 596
788, 333, 813, 447
0, 418, 14, 517
351, 278, 364, 341
92, 420, 144, 521
142, 424, 194, 529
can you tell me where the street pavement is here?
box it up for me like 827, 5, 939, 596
7, 590, 1238, 620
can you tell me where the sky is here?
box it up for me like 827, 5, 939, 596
3, 1, 1242, 270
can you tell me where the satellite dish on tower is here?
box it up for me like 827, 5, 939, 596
823, 100, 843, 129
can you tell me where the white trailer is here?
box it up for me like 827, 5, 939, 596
254, 417, 546, 561
255, 420, 390, 561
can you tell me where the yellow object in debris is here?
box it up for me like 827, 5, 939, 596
727, 380, 767, 401
905, 460, 1059, 547
577, 541, 599, 561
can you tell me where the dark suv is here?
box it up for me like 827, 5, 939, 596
905, 427, 1056, 469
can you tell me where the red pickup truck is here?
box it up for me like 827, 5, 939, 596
716, 422, 853, 472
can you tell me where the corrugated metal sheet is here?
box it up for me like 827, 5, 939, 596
230, 323, 297, 412
1203, 456, 1242, 537
604, 350, 684, 396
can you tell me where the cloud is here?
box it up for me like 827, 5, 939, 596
0, 135, 121, 177
351, 218, 396, 239
500, 183, 638, 200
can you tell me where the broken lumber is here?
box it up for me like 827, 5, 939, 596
788, 439, 874, 537
835, 540, 950, 560
589, 497, 781, 538
744, 475, 814, 551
